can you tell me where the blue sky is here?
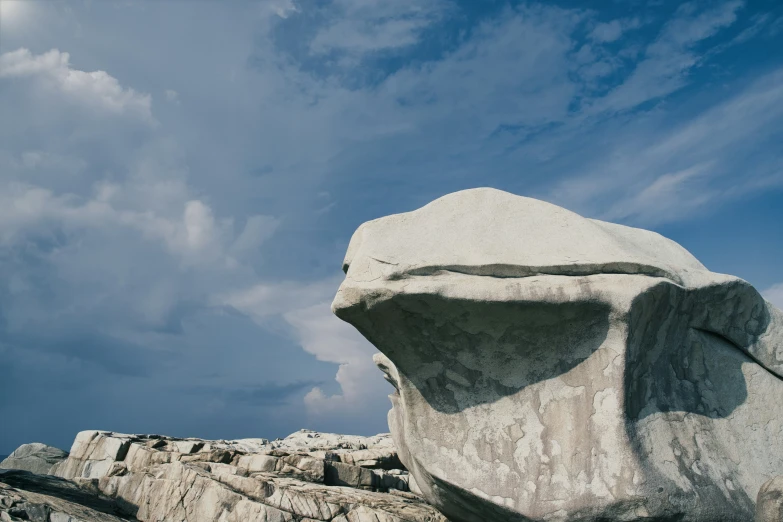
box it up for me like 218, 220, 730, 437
0, 0, 781, 455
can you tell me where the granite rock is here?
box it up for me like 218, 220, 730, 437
0, 469, 135, 521
0, 444, 68, 475
756, 476, 783, 522
332, 188, 783, 522
32, 429, 446, 522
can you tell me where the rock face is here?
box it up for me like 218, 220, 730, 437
332, 188, 783, 522
0, 469, 135, 521
756, 476, 783, 522
0, 444, 68, 475
1, 429, 446, 521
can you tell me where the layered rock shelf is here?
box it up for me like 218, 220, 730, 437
1, 430, 447, 522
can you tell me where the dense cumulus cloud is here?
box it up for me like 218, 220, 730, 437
0, 0, 782, 453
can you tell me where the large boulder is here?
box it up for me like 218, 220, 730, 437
332, 188, 783, 522
0, 443, 68, 475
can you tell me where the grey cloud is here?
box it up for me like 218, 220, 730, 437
0, 36, 318, 454
0, 327, 164, 377
0, 0, 780, 457
186, 381, 323, 407
589, 17, 641, 43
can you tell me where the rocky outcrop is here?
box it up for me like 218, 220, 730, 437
0, 469, 135, 521
0, 444, 68, 475
332, 188, 783, 522
0, 429, 446, 522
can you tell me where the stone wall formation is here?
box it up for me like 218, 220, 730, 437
3, 188, 783, 521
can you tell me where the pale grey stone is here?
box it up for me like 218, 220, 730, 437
45, 430, 443, 521
171, 440, 203, 454
0, 469, 135, 521
0, 443, 68, 475
756, 476, 783, 522
332, 187, 783, 522
325, 461, 376, 489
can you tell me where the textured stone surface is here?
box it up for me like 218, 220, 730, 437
332, 188, 783, 522
35, 429, 446, 521
756, 476, 783, 522
0, 469, 135, 521
0, 444, 68, 475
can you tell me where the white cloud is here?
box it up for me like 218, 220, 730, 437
0, 0, 27, 22
205, 1, 766, 235
308, 0, 447, 58
19, 150, 87, 173
218, 0, 782, 419
600, 164, 718, 225
0, 180, 259, 269
265, 0, 299, 19
548, 66, 783, 225
218, 279, 389, 419
1, 1, 781, 447
310, 16, 433, 57
230, 215, 281, 259
285, 303, 384, 414
0, 47, 280, 339
217, 278, 338, 320
0, 48, 154, 123
164, 89, 180, 104
764, 284, 783, 310
371, 5, 581, 146
183, 200, 218, 250
251, 1, 775, 231
0, 42, 282, 268
589, 17, 641, 43
586, 1, 744, 116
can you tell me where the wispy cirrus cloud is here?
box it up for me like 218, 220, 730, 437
588, 17, 642, 43
547, 66, 783, 224
581, 1, 744, 116
308, 0, 448, 58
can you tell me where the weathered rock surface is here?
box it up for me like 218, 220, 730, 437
332, 188, 783, 522
0, 429, 446, 522
0, 469, 135, 521
0, 444, 68, 475
756, 476, 783, 522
